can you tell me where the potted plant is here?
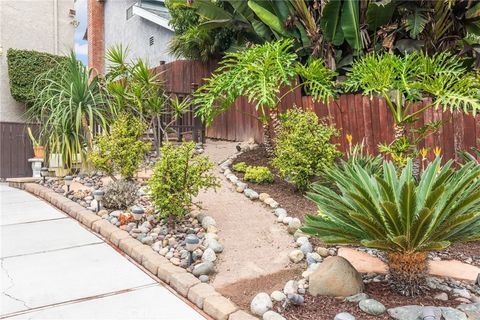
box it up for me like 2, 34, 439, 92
27, 127, 44, 159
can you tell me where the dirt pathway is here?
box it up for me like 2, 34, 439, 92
194, 140, 294, 290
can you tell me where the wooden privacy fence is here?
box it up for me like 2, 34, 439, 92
157, 60, 480, 160
0, 122, 38, 178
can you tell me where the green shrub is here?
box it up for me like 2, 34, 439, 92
7, 48, 67, 104
272, 108, 341, 191
244, 166, 274, 184
147, 142, 219, 221
90, 114, 150, 179
232, 162, 248, 173
303, 159, 480, 296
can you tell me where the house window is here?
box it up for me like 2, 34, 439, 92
149, 36, 154, 46
126, 5, 133, 20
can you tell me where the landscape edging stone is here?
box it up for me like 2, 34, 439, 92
15, 182, 245, 320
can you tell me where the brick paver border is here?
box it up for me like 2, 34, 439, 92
10, 182, 249, 320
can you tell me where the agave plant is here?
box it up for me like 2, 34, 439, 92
302, 158, 480, 296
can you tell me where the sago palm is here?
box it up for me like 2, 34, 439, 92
302, 158, 480, 296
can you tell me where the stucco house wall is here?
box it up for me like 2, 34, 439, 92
104, 0, 175, 68
0, 0, 75, 123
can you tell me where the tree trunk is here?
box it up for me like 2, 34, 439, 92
387, 251, 428, 296
262, 121, 274, 157
270, 110, 282, 138
81, 113, 94, 152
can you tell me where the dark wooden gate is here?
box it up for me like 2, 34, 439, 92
0, 122, 38, 179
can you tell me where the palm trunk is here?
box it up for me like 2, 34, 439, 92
387, 251, 428, 296
262, 121, 274, 157
81, 113, 93, 152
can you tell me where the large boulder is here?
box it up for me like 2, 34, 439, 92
308, 256, 364, 297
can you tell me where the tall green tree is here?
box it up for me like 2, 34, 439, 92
194, 39, 337, 155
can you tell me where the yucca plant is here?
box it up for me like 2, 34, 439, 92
302, 158, 480, 296
28, 52, 107, 171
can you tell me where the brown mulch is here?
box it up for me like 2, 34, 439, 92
280, 282, 459, 320
218, 267, 303, 311
233, 146, 318, 220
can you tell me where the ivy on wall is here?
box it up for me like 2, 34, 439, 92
6, 49, 67, 105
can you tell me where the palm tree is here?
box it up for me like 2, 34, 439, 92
344, 52, 480, 141
194, 39, 337, 155
302, 158, 480, 296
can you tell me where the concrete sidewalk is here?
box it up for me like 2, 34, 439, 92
0, 184, 206, 320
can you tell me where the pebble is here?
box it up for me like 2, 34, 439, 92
244, 189, 259, 200
334, 312, 356, 320
170, 257, 180, 266
259, 193, 270, 202
282, 216, 293, 225
345, 293, 369, 303
251, 292, 272, 316
201, 216, 216, 229
205, 238, 223, 253
270, 291, 286, 302
199, 275, 209, 283
158, 247, 169, 256
287, 218, 301, 234
141, 235, 154, 245
277, 214, 287, 223
288, 249, 304, 263
300, 242, 313, 254
359, 299, 386, 315
201, 248, 217, 262
434, 292, 449, 301
453, 288, 472, 299
192, 262, 215, 276
283, 280, 298, 295
262, 310, 285, 320
274, 208, 287, 217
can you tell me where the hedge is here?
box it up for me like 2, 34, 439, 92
6, 49, 67, 104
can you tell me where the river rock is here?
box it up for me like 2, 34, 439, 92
288, 249, 304, 263
205, 238, 223, 253
270, 291, 286, 302
244, 189, 259, 200
287, 218, 301, 234
359, 299, 385, 315
262, 311, 285, 320
283, 280, 298, 295
308, 256, 363, 297
192, 262, 215, 276
201, 216, 216, 229
334, 312, 356, 320
345, 293, 369, 303
274, 208, 287, 217
251, 292, 272, 316
201, 248, 217, 262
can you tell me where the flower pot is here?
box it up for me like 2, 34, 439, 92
33, 146, 44, 159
